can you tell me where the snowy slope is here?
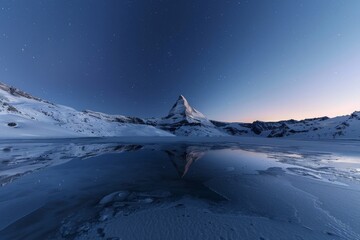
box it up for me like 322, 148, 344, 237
0, 83, 173, 138
213, 114, 360, 139
0, 82, 359, 139
146, 95, 227, 137
162, 95, 212, 125
148, 95, 359, 139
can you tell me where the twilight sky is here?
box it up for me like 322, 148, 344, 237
0, 0, 359, 122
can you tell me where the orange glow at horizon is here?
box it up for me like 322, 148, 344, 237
227, 105, 360, 123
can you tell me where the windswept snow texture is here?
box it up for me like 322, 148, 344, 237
0, 138, 360, 240
0, 82, 359, 139
0, 83, 173, 138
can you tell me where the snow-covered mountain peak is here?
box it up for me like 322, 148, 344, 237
167, 95, 207, 121
151, 95, 228, 136
1, 82, 359, 139
178, 94, 186, 100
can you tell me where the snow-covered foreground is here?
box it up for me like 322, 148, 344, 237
0, 137, 360, 240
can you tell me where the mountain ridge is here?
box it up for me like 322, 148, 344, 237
0, 82, 173, 138
0, 82, 359, 139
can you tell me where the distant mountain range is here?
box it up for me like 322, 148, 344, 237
1, 82, 359, 139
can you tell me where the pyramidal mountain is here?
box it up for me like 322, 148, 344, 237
0, 82, 359, 139
165, 95, 211, 125
146, 95, 227, 136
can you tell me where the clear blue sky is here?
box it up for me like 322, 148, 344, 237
1, 0, 359, 122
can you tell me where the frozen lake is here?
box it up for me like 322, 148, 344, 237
0, 137, 360, 240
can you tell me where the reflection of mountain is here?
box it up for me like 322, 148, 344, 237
2, 141, 360, 240
0, 140, 244, 186
164, 145, 207, 177
3, 139, 357, 188
0, 142, 230, 240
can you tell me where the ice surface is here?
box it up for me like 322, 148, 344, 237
0, 137, 360, 239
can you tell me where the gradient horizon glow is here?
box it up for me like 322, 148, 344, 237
0, 0, 359, 122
